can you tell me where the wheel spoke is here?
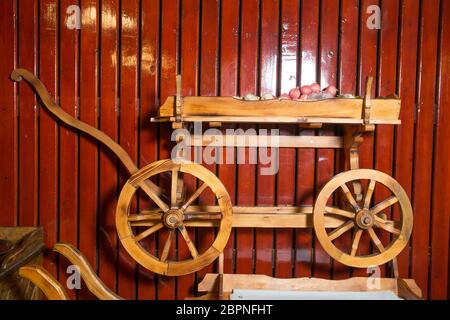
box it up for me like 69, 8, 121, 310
328, 220, 355, 241
160, 230, 174, 262
350, 229, 363, 256
364, 180, 376, 209
134, 223, 164, 242
340, 183, 360, 211
183, 213, 223, 221
325, 206, 355, 219
371, 196, 398, 215
368, 227, 385, 253
171, 169, 179, 208
178, 225, 198, 258
181, 183, 208, 211
140, 183, 169, 212
374, 216, 401, 235
128, 210, 162, 222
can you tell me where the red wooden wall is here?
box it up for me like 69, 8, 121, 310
0, 0, 449, 300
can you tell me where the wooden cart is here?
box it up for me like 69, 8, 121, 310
12, 69, 413, 281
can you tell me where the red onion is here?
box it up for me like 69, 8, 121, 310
310, 83, 321, 93
300, 85, 312, 95
289, 87, 301, 100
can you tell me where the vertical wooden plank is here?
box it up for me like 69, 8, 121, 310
177, 0, 200, 299
374, 0, 399, 277
218, 0, 239, 274
137, 0, 159, 301
395, 0, 419, 286
275, 0, 296, 278
18, 0, 38, 227
353, 0, 379, 277
79, 0, 99, 299
411, 0, 440, 295
158, 0, 179, 300
235, 0, 259, 275
98, 0, 120, 295
430, 0, 450, 300
118, 0, 139, 299
39, 0, 59, 277
59, 0, 80, 300
256, 0, 278, 277
335, 0, 359, 280
295, 0, 318, 278
0, 1, 18, 226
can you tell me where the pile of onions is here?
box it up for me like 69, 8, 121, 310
239, 84, 338, 101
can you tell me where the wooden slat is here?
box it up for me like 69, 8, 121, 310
430, 0, 450, 299
177, 0, 200, 300
38, 0, 59, 281
235, 0, 259, 275
58, 0, 80, 300
395, 0, 420, 289
218, 0, 239, 275
334, 0, 359, 280
190, 134, 343, 148
98, 0, 119, 297
374, 0, 400, 278
411, 0, 440, 297
118, 0, 139, 300
256, 0, 278, 277
18, 0, 38, 227
79, 0, 99, 300
158, 0, 179, 300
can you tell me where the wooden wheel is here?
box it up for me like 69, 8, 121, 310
116, 159, 232, 276
313, 169, 413, 268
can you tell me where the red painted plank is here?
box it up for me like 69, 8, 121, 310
59, 0, 80, 300
117, 0, 139, 299
158, 0, 179, 300
412, 0, 440, 296
395, 0, 419, 286
78, 0, 99, 300
235, 0, 259, 275
352, 0, 379, 278
197, 0, 220, 283
430, 0, 450, 299
137, 0, 160, 301
0, 0, 18, 227
18, 0, 38, 227
98, 0, 119, 295
374, 0, 399, 278
177, 0, 200, 299
218, 0, 239, 275
275, 0, 297, 279
335, 0, 359, 280
256, 0, 278, 277
38, 0, 59, 277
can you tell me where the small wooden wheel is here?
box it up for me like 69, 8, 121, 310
116, 159, 232, 276
313, 169, 413, 268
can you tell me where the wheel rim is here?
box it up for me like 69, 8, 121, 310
116, 159, 233, 276
313, 169, 413, 268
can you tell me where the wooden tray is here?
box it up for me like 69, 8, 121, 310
152, 96, 401, 125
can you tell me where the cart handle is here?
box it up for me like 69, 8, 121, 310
11, 68, 163, 197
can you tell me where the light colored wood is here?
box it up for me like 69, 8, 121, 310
313, 169, 413, 268
11, 69, 164, 200
156, 96, 401, 123
197, 273, 422, 298
152, 115, 401, 125
363, 77, 373, 125
54, 243, 122, 300
190, 134, 343, 148
116, 159, 233, 276
19, 266, 69, 300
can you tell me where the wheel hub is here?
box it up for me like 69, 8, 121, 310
355, 209, 374, 229
163, 209, 183, 229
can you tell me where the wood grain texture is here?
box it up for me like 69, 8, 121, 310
0, 0, 448, 300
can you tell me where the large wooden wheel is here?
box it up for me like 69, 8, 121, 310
116, 159, 232, 276
313, 169, 413, 268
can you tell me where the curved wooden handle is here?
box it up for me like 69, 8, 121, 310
11, 68, 163, 197
19, 265, 70, 300
54, 243, 123, 300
